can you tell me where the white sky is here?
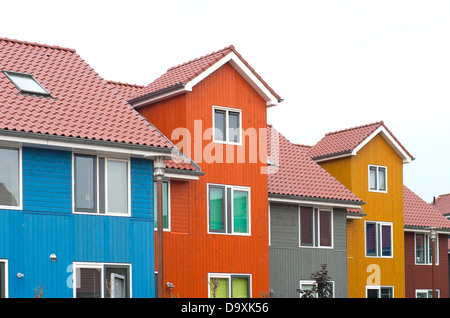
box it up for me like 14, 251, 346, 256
1, 0, 449, 203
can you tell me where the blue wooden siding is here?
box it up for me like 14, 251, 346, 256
0, 147, 155, 298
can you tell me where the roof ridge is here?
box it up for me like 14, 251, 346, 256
325, 121, 384, 136
106, 80, 145, 88
166, 45, 234, 72
0, 37, 76, 53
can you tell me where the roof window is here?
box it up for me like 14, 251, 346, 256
3, 71, 51, 96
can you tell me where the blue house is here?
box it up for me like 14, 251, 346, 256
0, 37, 182, 298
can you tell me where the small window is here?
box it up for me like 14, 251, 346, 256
153, 180, 170, 230
299, 207, 332, 248
208, 184, 250, 235
3, 71, 51, 96
0, 260, 7, 298
416, 289, 439, 298
415, 233, 438, 265
208, 273, 250, 298
74, 154, 129, 215
369, 165, 387, 192
0, 146, 21, 209
298, 280, 335, 298
213, 106, 241, 144
73, 263, 130, 298
366, 286, 393, 298
365, 221, 392, 257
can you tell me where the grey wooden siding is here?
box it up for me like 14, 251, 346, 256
269, 202, 348, 298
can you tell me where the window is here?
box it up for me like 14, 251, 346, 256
153, 180, 170, 230
365, 221, 392, 257
0, 146, 21, 209
208, 184, 250, 235
369, 165, 387, 192
299, 207, 332, 248
366, 286, 393, 298
73, 263, 130, 298
74, 154, 129, 215
415, 233, 438, 265
298, 280, 335, 298
0, 260, 7, 298
3, 71, 51, 96
213, 106, 242, 144
208, 273, 251, 298
416, 289, 439, 298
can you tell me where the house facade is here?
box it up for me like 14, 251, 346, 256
0, 38, 175, 298
403, 185, 450, 298
267, 125, 364, 298
307, 122, 414, 298
117, 46, 282, 297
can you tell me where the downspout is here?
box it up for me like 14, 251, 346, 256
154, 157, 166, 298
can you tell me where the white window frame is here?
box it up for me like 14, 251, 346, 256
364, 221, 393, 258
0, 259, 8, 298
72, 262, 132, 298
3, 70, 51, 96
207, 183, 251, 236
414, 233, 439, 265
153, 179, 171, 231
366, 285, 394, 298
298, 279, 335, 298
207, 273, 252, 298
212, 105, 242, 145
72, 153, 131, 217
415, 289, 440, 298
368, 165, 387, 193
0, 144, 22, 210
298, 206, 334, 249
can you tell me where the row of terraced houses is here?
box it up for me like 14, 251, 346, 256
0, 37, 449, 298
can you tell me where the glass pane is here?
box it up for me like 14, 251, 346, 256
369, 167, 377, 190
6, 72, 49, 95
210, 278, 228, 298
416, 234, 425, 263
0, 147, 19, 207
214, 109, 226, 141
378, 167, 386, 191
367, 289, 379, 298
380, 287, 393, 298
0, 262, 4, 298
75, 155, 96, 211
75, 267, 102, 298
232, 277, 249, 298
300, 207, 314, 246
233, 190, 248, 233
154, 181, 169, 229
209, 186, 225, 231
105, 266, 129, 298
228, 112, 240, 143
319, 211, 332, 247
107, 160, 128, 214
381, 225, 391, 256
366, 223, 376, 256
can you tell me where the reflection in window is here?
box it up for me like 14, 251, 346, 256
0, 147, 20, 208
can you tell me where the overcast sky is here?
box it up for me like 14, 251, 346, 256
1, 0, 449, 203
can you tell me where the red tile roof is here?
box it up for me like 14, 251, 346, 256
107, 80, 144, 101
432, 193, 450, 216
267, 125, 363, 204
0, 37, 173, 149
308, 121, 414, 162
403, 186, 450, 229
129, 45, 281, 103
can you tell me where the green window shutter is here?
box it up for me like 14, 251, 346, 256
209, 186, 225, 231
233, 190, 248, 233
232, 277, 249, 298
154, 181, 169, 229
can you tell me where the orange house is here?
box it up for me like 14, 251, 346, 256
307, 122, 414, 298
111, 46, 281, 297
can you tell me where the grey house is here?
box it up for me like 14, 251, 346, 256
267, 125, 364, 298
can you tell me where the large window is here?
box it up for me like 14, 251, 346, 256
153, 180, 170, 230
365, 221, 392, 257
415, 233, 438, 265
208, 184, 250, 235
369, 165, 387, 192
73, 263, 131, 298
74, 154, 129, 215
0, 146, 21, 209
208, 273, 250, 298
366, 286, 393, 298
299, 207, 332, 248
213, 106, 242, 144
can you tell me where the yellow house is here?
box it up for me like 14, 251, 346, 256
307, 122, 414, 298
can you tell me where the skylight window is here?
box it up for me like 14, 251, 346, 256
3, 71, 50, 96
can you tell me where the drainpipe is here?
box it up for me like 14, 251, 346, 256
154, 157, 166, 298
430, 227, 437, 298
